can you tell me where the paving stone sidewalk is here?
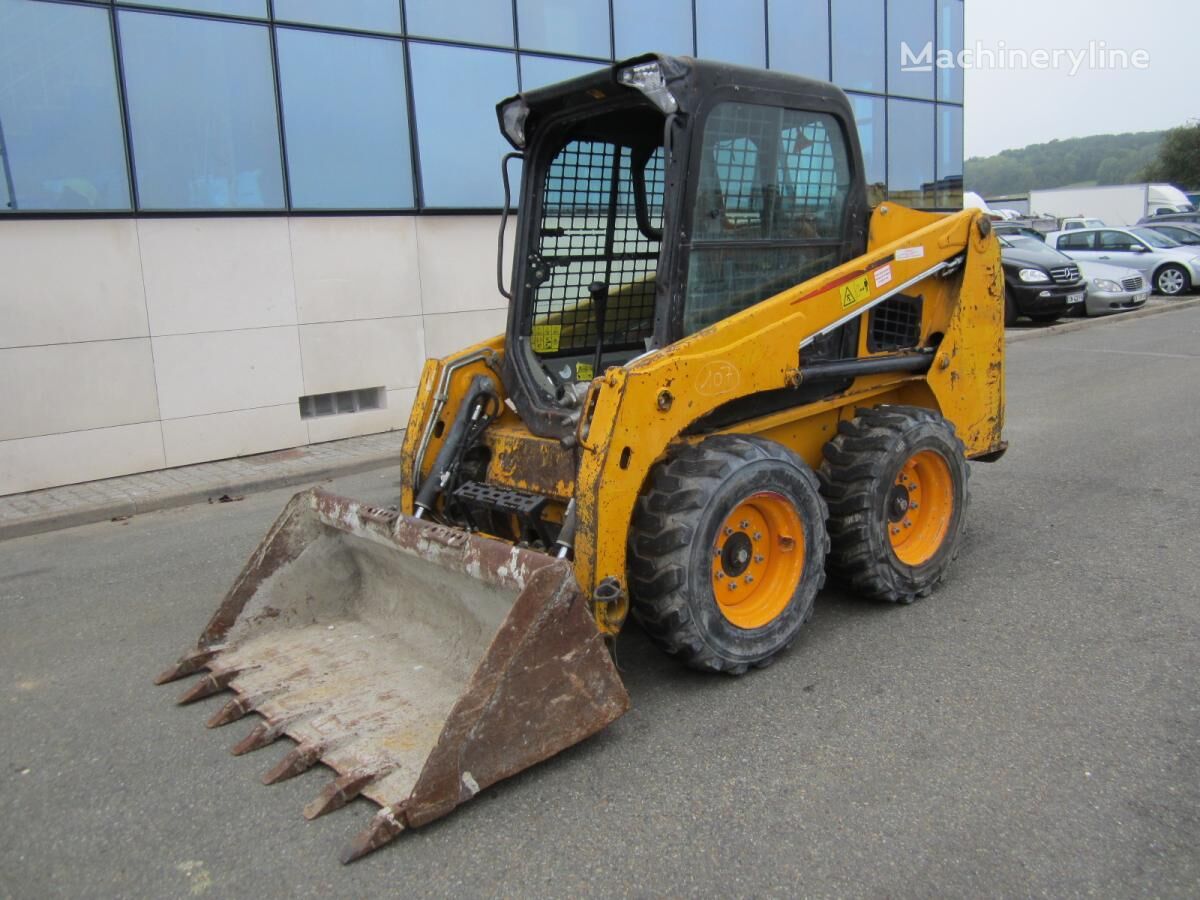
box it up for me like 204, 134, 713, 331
5, 294, 1198, 543
0, 430, 404, 541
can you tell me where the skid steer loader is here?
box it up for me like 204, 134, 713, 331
158, 54, 1005, 862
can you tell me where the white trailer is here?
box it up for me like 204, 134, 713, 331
1028, 183, 1194, 227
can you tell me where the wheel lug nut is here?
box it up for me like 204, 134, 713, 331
754, 555, 764, 563
892, 527, 901, 535
728, 582, 737, 591
724, 527, 733, 536
744, 575, 754, 584
739, 520, 750, 529
904, 520, 912, 528
753, 532, 762, 541
910, 502, 919, 509
716, 571, 724, 579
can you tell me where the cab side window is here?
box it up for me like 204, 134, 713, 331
684, 102, 852, 334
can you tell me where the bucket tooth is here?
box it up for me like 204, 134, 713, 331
155, 648, 219, 685
231, 720, 290, 756
261, 742, 324, 785
176, 668, 240, 705
303, 771, 380, 820
205, 695, 254, 728
339, 806, 406, 865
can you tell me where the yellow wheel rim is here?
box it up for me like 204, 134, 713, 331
710, 491, 805, 629
887, 449, 954, 566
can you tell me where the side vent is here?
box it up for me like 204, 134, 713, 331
299, 387, 385, 420
868, 294, 923, 352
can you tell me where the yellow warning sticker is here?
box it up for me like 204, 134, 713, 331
575, 361, 594, 381
840, 275, 871, 309
530, 323, 561, 353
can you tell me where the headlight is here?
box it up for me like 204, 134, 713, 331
1092, 278, 1122, 293
617, 60, 678, 114
500, 98, 530, 148
1018, 268, 1050, 283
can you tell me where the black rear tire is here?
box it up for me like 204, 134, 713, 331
818, 406, 969, 604
628, 435, 829, 674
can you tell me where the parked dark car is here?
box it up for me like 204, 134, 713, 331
998, 235, 1087, 325
1136, 211, 1200, 226
992, 222, 1046, 241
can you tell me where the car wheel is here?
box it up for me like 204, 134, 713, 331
1004, 289, 1018, 327
1155, 264, 1191, 297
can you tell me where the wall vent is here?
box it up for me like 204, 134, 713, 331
299, 386, 385, 420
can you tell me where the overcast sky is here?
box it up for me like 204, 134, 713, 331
963, 0, 1198, 159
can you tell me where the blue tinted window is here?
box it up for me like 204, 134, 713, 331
936, 103, 963, 206
937, 0, 964, 102
613, 0, 692, 58
888, 99, 935, 205
767, 0, 829, 80
0, 0, 129, 211
521, 54, 605, 91
517, 0, 609, 58
277, 29, 412, 209
274, 0, 401, 33
936, 105, 962, 181
121, 0, 266, 17
410, 44, 517, 206
888, 0, 935, 99
831, 0, 884, 92
848, 93, 886, 194
695, 0, 764, 67
406, 0, 514, 45
120, 12, 283, 210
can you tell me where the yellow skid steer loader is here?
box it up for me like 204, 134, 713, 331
158, 55, 1005, 862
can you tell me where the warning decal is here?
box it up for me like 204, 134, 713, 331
874, 264, 893, 288
840, 275, 872, 309
530, 323, 561, 353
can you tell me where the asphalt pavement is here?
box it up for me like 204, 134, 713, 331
2, 308, 1198, 899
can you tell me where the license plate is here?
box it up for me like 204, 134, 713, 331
1067, 292, 1085, 304
1133, 292, 1149, 302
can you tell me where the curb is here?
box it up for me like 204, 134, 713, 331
1006, 296, 1200, 343
0, 451, 398, 543
6, 297, 1198, 543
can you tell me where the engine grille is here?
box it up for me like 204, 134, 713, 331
1049, 265, 1081, 284
868, 294, 923, 352
1122, 275, 1144, 291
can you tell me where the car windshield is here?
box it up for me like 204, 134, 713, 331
1006, 235, 1043, 249
1082, 218, 1104, 228
1132, 228, 1181, 248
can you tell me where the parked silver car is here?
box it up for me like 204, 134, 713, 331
1138, 221, 1200, 249
1046, 227, 1200, 296
1074, 260, 1149, 316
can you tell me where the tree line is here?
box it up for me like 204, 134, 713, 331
965, 123, 1200, 197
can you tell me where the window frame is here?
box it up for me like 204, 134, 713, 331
672, 91, 861, 340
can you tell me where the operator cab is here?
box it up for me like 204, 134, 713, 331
496, 54, 869, 437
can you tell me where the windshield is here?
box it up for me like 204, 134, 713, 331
1132, 227, 1181, 248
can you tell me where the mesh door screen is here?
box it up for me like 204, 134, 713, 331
526, 140, 663, 357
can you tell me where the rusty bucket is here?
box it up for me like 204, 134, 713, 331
157, 489, 629, 862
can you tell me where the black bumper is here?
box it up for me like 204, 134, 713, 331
1008, 281, 1086, 316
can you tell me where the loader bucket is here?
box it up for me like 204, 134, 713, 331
157, 489, 629, 863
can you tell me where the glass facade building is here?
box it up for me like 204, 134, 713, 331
0, 0, 964, 214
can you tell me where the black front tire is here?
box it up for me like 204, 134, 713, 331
628, 435, 829, 674
818, 406, 969, 604
1155, 264, 1191, 297
1004, 289, 1019, 327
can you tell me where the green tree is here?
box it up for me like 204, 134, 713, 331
1142, 122, 1200, 187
